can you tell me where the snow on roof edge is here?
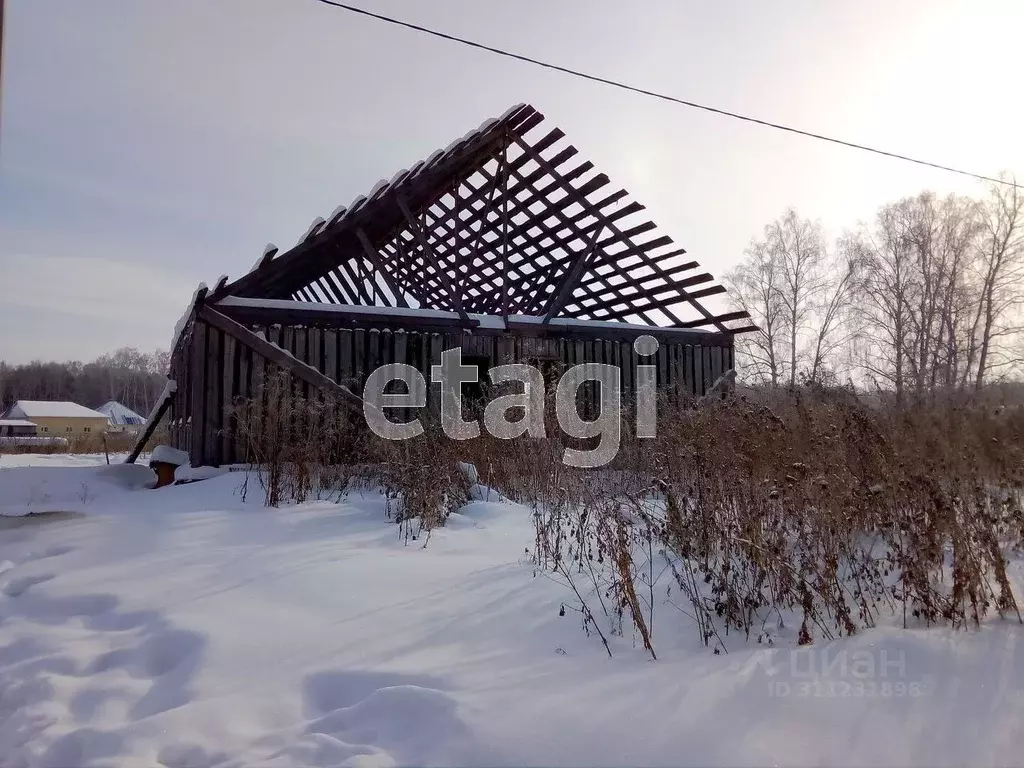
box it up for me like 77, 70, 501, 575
215, 296, 719, 336
170, 283, 208, 355
96, 401, 147, 425
6, 401, 108, 419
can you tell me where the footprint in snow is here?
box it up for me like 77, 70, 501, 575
282, 670, 478, 766
86, 629, 205, 680
0, 570, 210, 767
157, 743, 236, 768
3, 573, 55, 598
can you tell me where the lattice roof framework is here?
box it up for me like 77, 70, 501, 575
218, 104, 754, 334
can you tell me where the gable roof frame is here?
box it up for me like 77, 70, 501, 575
214, 104, 754, 335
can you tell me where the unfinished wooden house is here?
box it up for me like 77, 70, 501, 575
158, 104, 754, 467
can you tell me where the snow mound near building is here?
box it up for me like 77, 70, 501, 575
0, 462, 156, 516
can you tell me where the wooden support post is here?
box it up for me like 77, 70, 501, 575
499, 135, 510, 319
189, 321, 208, 464
125, 386, 174, 465
460, 143, 504, 301
673, 309, 752, 330
196, 305, 367, 412
542, 225, 605, 324
396, 194, 476, 327
356, 228, 409, 307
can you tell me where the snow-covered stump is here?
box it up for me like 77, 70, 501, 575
149, 445, 189, 489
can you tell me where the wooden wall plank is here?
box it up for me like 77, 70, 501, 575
711, 346, 723, 386
169, 350, 180, 450
354, 329, 367, 384
393, 330, 407, 368
619, 340, 632, 397
702, 346, 713, 395
392, 331, 408, 424
412, 332, 425, 388
250, 337, 266, 440
671, 344, 679, 403
497, 335, 514, 365
189, 321, 207, 464
221, 336, 237, 465
380, 329, 393, 370
593, 339, 602, 417
339, 329, 353, 386
180, 328, 192, 452
293, 327, 308, 402
204, 326, 221, 466
429, 333, 443, 412
687, 345, 697, 395
679, 343, 689, 400
235, 344, 251, 463
693, 344, 704, 395
323, 329, 338, 383
657, 340, 669, 392
309, 328, 323, 373
368, 330, 382, 387
572, 340, 584, 416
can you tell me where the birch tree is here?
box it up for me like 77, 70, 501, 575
724, 239, 786, 386
728, 210, 853, 387
969, 178, 1024, 388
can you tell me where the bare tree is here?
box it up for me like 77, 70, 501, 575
849, 194, 983, 400
808, 247, 859, 384
766, 210, 831, 387
903, 193, 981, 394
728, 210, 853, 387
725, 240, 786, 386
730, 183, 1022, 397
968, 178, 1024, 389
844, 203, 917, 401
1, 347, 170, 414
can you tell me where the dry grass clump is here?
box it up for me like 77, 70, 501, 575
0, 439, 69, 456
358, 420, 471, 543
229, 365, 1024, 650
69, 432, 144, 455
0, 430, 159, 456
513, 385, 1024, 656
232, 370, 359, 507
231, 371, 468, 542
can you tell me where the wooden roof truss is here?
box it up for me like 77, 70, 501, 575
217, 104, 754, 334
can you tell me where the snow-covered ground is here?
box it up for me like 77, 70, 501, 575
1, 453, 1022, 767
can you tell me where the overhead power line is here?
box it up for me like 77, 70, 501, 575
313, 0, 1018, 190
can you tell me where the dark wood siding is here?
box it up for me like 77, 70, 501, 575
170, 318, 735, 467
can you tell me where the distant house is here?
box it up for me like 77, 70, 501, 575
0, 401, 109, 437
0, 419, 38, 437
96, 401, 147, 433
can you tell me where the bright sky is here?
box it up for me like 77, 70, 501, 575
1, 0, 1021, 363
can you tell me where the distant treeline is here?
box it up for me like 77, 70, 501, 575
726, 181, 1023, 397
0, 347, 170, 417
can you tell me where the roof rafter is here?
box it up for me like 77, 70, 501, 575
215, 103, 752, 334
